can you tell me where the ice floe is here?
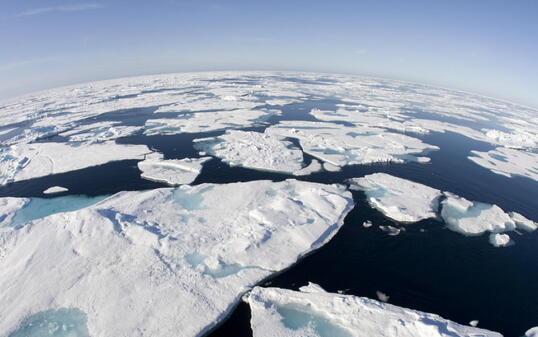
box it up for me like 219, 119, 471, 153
350, 173, 537, 246
468, 147, 538, 182
266, 121, 438, 167
43, 186, 69, 194
59, 121, 142, 143
144, 109, 275, 135
194, 130, 304, 174
138, 157, 211, 185
526, 327, 538, 337
246, 283, 501, 337
0, 142, 155, 185
349, 173, 442, 223
0, 180, 353, 337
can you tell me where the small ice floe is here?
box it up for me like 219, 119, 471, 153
362, 220, 373, 228
379, 225, 402, 236
43, 186, 69, 194
246, 283, 502, 337
193, 130, 304, 174
376, 290, 390, 302
488, 233, 512, 247
138, 157, 211, 185
526, 326, 538, 337
349, 173, 442, 223
469, 320, 479, 327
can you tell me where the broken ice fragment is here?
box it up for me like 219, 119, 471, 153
138, 157, 211, 185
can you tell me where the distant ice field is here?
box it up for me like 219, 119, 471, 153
0, 72, 537, 337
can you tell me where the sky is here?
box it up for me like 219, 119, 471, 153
1, 0, 537, 108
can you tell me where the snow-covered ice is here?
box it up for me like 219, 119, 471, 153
489, 233, 512, 247
43, 186, 69, 194
0, 142, 155, 185
0, 180, 354, 337
526, 327, 538, 337
350, 173, 537, 246
293, 159, 323, 176
0, 198, 29, 228
194, 130, 305, 174
349, 173, 442, 223
59, 121, 142, 143
138, 157, 211, 185
246, 283, 501, 337
468, 147, 538, 182
266, 121, 438, 167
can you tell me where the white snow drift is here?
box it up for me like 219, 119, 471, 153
246, 283, 501, 337
0, 180, 354, 337
137, 156, 211, 185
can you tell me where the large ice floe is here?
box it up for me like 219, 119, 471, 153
349, 173, 537, 246
0, 180, 353, 337
137, 156, 211, 185
266, 121, 438, 167
194, 130, 306, 174
0, 142, 154, 185
468, 147, 538, 182
246, 283, 502, 337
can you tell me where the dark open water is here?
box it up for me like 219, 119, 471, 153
1, 99, 537, 336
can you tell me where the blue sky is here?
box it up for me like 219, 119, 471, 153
1, 0, 537, 107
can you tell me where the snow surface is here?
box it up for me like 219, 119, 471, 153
59, 121, 142, 143
0, 142, 155, 185
43, 186, 69, 194
246, 283, 501, 337
0, 180, 354, 337
194, 130, 305, 174
266, 121, 438, 167
349, 173, 442, 223
469, 147, 538, 182
137, 157, 211, 185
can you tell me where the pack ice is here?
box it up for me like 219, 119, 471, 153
469, 147, 538, 182
0, 142, 154, 185
246, 283, 502, 337
349, 173, 536, 246
0, 180, 354, 337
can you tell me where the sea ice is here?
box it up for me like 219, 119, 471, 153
59, 121, 142, 143
0, 198, 29, 228
266, 121, 438, 168
246, 283, 501, 337
349, 173, 442, 223
526, 327, 538, 337
137, 157, 211, 185
144, 109, 274, 135
293, 159, 323, 176
351, 173, 536, 246
0, 180, 354, 337
468, 147, 538, 182
194, 130, 304, 174
43, 186, 69, 194
8, 308, 89, 337
0, 142, 155, 185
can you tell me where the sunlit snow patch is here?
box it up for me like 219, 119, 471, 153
468, 147, 538, 182
138, 156, 211, 185
8, 308, 89, 337
0, 142, 155, 185
0, 180, 354, 337
246, 283, 501, 337
194, 130, 306, 174
349, 173, 442, 222
266, 121, 437, 168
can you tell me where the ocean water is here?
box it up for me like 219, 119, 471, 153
1, 97, 537, 337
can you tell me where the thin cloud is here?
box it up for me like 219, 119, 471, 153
16, 3, 105, 17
